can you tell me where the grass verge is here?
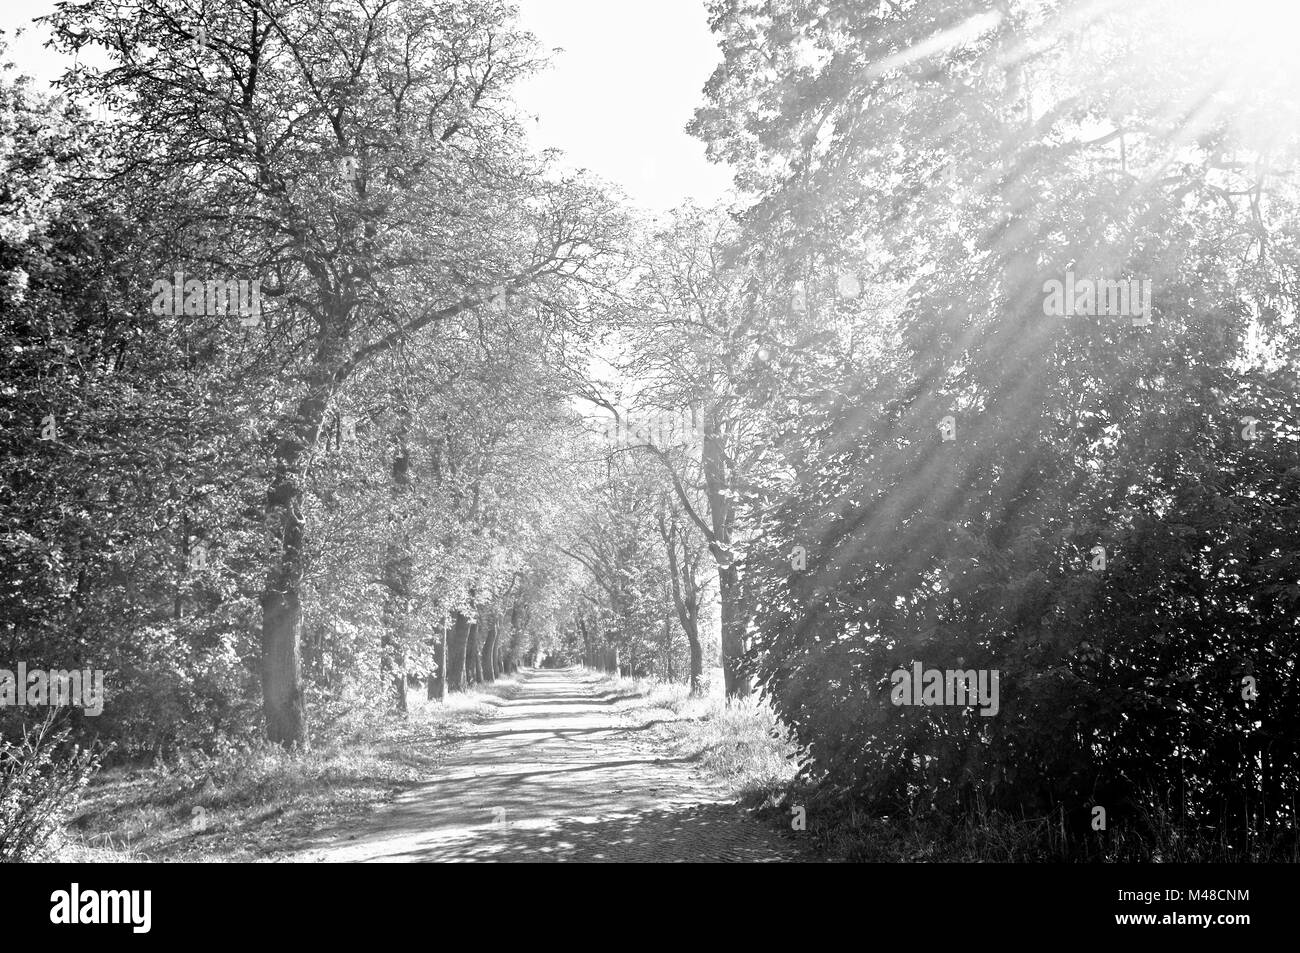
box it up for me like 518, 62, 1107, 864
57, 679, 519, 862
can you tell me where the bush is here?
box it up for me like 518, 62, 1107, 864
0, 713, 102, 862
750, 338, 1300, 852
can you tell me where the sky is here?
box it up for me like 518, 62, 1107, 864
512, 0, 734, 211
0, 0, 735, 213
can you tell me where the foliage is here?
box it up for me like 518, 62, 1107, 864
696, 0, 1300, 848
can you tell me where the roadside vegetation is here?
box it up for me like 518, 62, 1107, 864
57, 682, 517, 862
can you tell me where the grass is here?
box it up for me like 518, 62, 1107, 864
624, 677, 802, 801
57, 679, 519, 862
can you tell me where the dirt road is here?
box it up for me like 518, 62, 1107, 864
295, 668, 804, 862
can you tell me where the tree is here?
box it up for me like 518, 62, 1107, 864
656, 490, 711, 695
613, 206, 786, 697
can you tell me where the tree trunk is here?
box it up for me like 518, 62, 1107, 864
259, 306, 359, 746
578, 615, 593, 669
662, 615, 674, 682
700, 415, 750, 699
427, 643, 445, 699
427, 618, 447, 701
260, 386, 333, 746
467, 618, 482, 685
660, 512, 706, 696
381, 400, 412, 713
261, 549, 306, 746
380, 540, 410, 712
687, 625, 703, 695
481, 615, 498, 683
446, 610, 471, 693
717, 561, 750, 698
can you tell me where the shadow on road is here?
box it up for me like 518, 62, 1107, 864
388, 803, 801, 862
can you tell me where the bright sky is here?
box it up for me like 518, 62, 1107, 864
0, 1, 60, 83
512, 0, 733, 211
0, 0, 734, 213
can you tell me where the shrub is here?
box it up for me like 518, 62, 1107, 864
0, 713, 102, 862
